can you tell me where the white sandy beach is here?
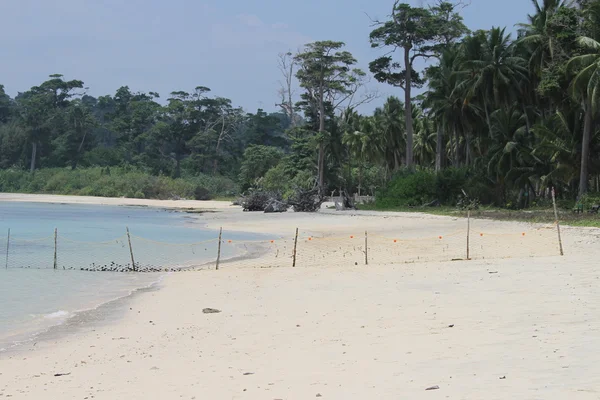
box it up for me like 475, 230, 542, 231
1, 193, 600, 399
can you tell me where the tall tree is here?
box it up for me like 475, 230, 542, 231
294, 41, 363, 190
567, 1, 600, 196
370, 1, 467, 168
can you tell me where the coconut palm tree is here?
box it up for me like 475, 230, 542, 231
566, 0, 600, 195
458, 28, 529, 137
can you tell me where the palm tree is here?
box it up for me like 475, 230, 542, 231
379, 96, 405, 171
425, 47, 460, 170
531, 110, 582, 192
517, 0, 567, 75
412, 105, 436, 167
487, 107, 535, 204
458, 28, 529, 137
566, 0, 600, 195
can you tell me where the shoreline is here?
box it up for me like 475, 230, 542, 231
0, 197, 275, 355
0, 271, 167, 356
2, 193, 600, 398
0, 192, 236, 210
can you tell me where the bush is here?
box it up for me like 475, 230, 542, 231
194, 186, 211, 200
374, 167, 493, 209
0, 167, 238, 200
376, 169, 437, 208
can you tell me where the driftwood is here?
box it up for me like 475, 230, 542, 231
264, 199, 288, 213
341, 190, 356, 210
241, 190, 284, 212
288, 187, 324, 212
423, 199, 441, 207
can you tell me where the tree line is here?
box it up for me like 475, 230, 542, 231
2, 0, 600, 207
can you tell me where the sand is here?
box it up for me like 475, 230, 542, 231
1, 193, 600, 399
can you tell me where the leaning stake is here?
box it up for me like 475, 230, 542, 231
216, 227, 223, 270
365, 230, 368, 265
292, 228, 299, 267
551, 188, 564, 256
5, 228, 10, 269
126, 227, 136, 271
466, 210, 471, 260
53, 228, 58, 269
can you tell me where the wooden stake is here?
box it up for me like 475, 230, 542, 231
365, 230, 368, 265
53, 228, 58, 270
292, 228, 299, 267
126, 227, 136, 271
466, 210, 471, 260
5, 228, 10, 269
216, 227, 222, 270
551, 188, 564, 256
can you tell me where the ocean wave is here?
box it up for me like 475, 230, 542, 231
43, 310, 70, 319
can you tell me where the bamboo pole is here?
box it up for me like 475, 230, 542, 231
5, 228, 10, 269
551, 188, 564, 256
126, 227, 136, 271
365, 230, 368, 265
292, 228, 299, 267
53, 228, 58, 270
216, 227, 222, 270
466, 210, 471, 260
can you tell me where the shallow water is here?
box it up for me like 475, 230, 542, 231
0, 201, 261, 350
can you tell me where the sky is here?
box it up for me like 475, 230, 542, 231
0, 0, 536, 114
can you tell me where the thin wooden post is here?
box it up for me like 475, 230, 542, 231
5, 228, 10, 269
216, 227, 222, 270
292, 228, 299, 267
126, 227, 136, 271
466, 210, 471, 260
551, 188, 564, 256
365, 230, 368, 265
53, 228, 58, 270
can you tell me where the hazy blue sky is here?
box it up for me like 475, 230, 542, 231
1, 0, 535, 113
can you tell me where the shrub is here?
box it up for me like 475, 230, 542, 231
194, 186, 211, 200
0, 167, 238, 200
376, 169, 436, 208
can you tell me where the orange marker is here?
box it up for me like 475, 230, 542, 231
308, 237, 312, 241
228, 240, 232, 243
270, 240, 274, 243
522, 232, 526, 236
350, 235, 354, 239
480, 233, 483, 237
393, 239, 397, 243
439, 236, 443, 240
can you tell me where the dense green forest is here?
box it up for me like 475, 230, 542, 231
1, 0, 600, 208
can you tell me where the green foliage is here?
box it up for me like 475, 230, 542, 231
0, 167, 237, 200
375, 168, 490, 209
376, 169, 437, 208
260, 163, 289, 193
239, 145, 283, 191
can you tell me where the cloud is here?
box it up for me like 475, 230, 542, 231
236, 13, 265, 28
211, 14, 311, 51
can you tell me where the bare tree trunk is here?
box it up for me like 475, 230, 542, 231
465, 132, 471, 166
435, 124, 444, 172
579, 101, 593, 197
213, 115, 226, 175
318, 84, 326, 191
453, 126, 460, 167
358, 163, 362, 197
175, 155, 181, 178
403, 46, 414, 169
30, 142, 37, 173
483, 97, 493, 137
72, 129, 89, 170
277, 52, 296, 127
522, 103, 531, 134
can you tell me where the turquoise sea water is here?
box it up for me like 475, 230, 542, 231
0, 201, 260, 351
